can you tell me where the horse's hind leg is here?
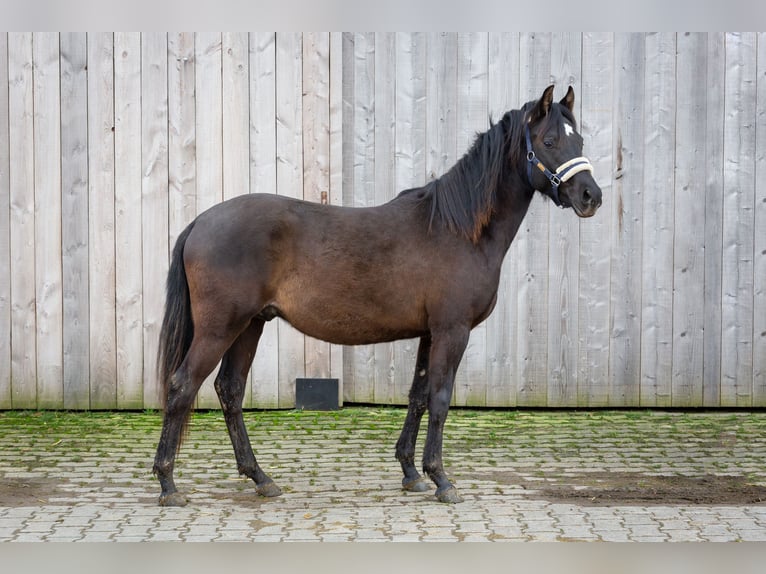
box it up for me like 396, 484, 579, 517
214, 319, 282, 498
154, 333, 235, 507
395, 335, 432, 493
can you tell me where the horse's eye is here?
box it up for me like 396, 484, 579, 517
543, 140, 554, 149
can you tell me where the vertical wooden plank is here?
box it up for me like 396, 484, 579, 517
167, 33, 196, 256
515, 32, 551, 406
0, 34, 11, 408
640, 32, 676, 407
8, 33, 37, 408
33, 33, 63, 408
60, 33, 90, 410
222, 32, 252, 407
302, 32, 333, 382
393, 32, 427, 404
302, 33, 331, 208
88, 33, 117, 409
87, 33, 117, 409
672, 32, 707, 407
194, 32, 223, 408
703, 33, 726, 407
343, 32, 376, 403
341, 32, 355, 402
721, 32, 756, 407
249, 32, 279, 409
141, 33, 170, 410
426, 32, 458, 405
578, 32, 613, 407
166, 33, 196, 411
328, 32, 345, 404
485, 32, 520, 407
609, 33, 644, 407
223, 32, 250, 202
373, 32, 396, 404
115, 32, 144, 409
456, 32, 489, 407
276, 32, 305, 407
425, 33, 457, 182
547, 32, 582, 407
755, 32, 766, 407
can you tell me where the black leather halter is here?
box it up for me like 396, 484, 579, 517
525, 123, 593, 208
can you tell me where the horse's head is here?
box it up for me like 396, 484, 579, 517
524, 85, 602, 218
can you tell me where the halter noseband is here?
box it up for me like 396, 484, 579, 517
525, 123, 594, 208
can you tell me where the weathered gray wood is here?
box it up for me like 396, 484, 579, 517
141, 33, 170, 410
343, 32, 376, 403
426, 32, 459, 406
115, 32, 144, 409
88, 33, 117, 410
485, 32, 520, 407
2, 32, 765, 410
515, 32, 551, 407
640, 32, 676, 407
755, 32, 766, 407
222, 32, 254, 407
672, 32, 707, 407
721, 32, 756, 407
303, 32, 333, 383
167, 32, 197, 259
166, 33, 196, 408
547, 32, 582, 407
703, 33, 726, 407
249, 32, 280, 409
193, 32, 223, 408
373, 32, 397, 404
392, 32, 426, 404
33, 33, 64, 409
60, 33, 90, 410
275, 32, 306, 408
578, 32, 612, 407
456, 32, 489, 407
329, 32, 345, 404
8, 33, 37, 408
0, 34, 11, 408
341, 32, 356, 403
609, 33, 645, 407
223, 33, 250, 203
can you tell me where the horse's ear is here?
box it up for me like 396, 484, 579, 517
560, 86, 575, 112
529, 84, 555, 123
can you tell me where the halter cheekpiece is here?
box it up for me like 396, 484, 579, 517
525, 123, 594, 208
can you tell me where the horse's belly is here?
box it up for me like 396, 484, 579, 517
274, 296, 427, 346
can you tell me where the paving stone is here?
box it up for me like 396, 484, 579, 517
1, 409, 766, 541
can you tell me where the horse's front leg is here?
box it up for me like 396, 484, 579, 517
395, 335, 432, 492
422, 326, 470, 503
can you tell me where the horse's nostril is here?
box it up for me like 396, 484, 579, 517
583, 188, 593, 205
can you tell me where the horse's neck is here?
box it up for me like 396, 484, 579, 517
481, 177, 534, 263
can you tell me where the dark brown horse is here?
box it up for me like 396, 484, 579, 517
153, 85, 601, 506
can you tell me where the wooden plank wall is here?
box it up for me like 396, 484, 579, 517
0, 32, 764, 410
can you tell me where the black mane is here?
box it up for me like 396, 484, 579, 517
422, 106, 529, 243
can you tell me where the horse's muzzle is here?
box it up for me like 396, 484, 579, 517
567, 173, 602, 218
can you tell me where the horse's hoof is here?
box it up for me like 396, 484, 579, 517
402, 477, 431, 493
435, 486, 464, 504
158, 492, 188, 507
256, 480, 283, 498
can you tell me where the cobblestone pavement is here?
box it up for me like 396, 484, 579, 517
1, 408, 765, 542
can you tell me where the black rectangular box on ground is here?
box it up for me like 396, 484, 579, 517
295, 378, 340, 411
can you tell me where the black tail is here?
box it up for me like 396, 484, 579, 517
157, 221, 196, 409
